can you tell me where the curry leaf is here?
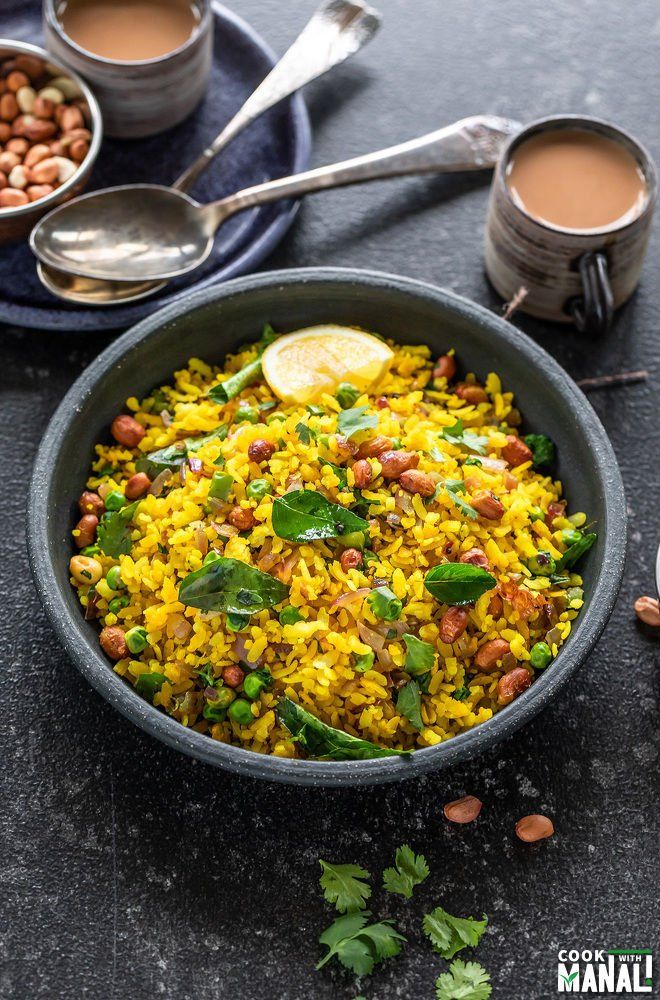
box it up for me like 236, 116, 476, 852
524, 433, 555, 467
397, 680, 424, 731
556, 532, 597, 571
337, 406, 378, 440
136, 427, 227, 477
383, 844, 429, 899
272, 490, 368, 542
403, 633, 435, 676
424, 564, 496, 606
319, 861, 371, 913
97, 500, 140, 558
435, 959, 492, 1000
424, 907, 489, 960
277, 698, 409, 760
178, 557, 288, 614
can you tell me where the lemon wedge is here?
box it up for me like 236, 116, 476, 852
261, 325, 394, 405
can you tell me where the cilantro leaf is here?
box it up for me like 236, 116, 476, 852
396, 680, 424, 731
97, 500, 140, 558
383, 844, 429, 899
337, 406, 378, 440
319, 861, 371, 913
424, 906, 488, 960
316, 912, 406, 975
524, 433, 555, 467
444, 479, 478, 520
452, 686, 470, 701
403, 633, 436, 676
296, 421, 317, 445
435, 959, 492, 1000
440, 419, 488, 456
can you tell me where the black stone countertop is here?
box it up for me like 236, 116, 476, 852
1, 2, 659, 998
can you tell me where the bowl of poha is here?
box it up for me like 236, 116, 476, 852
27, 268, 626, 785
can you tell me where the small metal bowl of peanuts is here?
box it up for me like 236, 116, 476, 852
0, 38, 102, 244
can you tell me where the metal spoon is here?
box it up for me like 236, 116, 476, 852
33, 116, 520, 285
34, 0, 381, 305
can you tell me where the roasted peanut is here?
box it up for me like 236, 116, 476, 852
0, 92, 19, 121
99, 625, 129, 661
27, 183, 54, 202
6, 137, 28, 155
0, 150, 20, 173
497, 666, 532, 705
74, 513, 99, 548
0, 187, 28, 207
356, 435, 392, 459
60, 104, 84, 132
0, 122, 11, 142
515, 814, 554, 843
335, 434, 358, 460
379, 450, 420, 479
472, 490, 505, 520
110, 414, 146, 448
24, 119, 57, 142
502, 434, 532, 467
340, 548, 363, 572
228, 506, 256, 531
375, 396, 389, 409
443, 795, 482, 824
399, 469, 435, 496
69, 554, 103, 586
6, 70, 30, 92
24, 143, 52, 167
439, 607, 469, 643
38, 86, 65, 105
32, 95, 55, 119
15, 85, 35, 114
474, 638, 510, 671
14, 54, 45, 80
456, 382, 488, 404
460, 547, 490, 570
634, 596, 660, 626
433, 354, 456, 382
8, 164, 28, 189
0, 172, 7, 191
124, 473, 152, 500
69, 138, 89, 163
248, 439, 276, 463
488, 593, 503, 618
10, 114, 34, 136
78, 490, 105, 518
222, 664, 245, 688
545, 500, 566, 528
352, 459, 373, 489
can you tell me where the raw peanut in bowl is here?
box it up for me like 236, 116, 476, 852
67, 325, 597, 762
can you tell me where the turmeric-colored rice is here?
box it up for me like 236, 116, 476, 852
69, 333, 589, 758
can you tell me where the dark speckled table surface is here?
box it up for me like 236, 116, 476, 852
1, 1, 659, 998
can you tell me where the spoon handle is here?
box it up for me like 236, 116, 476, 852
208, 116, 521, 227
174, 0, 381, 193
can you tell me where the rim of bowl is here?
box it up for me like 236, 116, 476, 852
0, 38, 103, 219
496, 113, 658, 238
44, 0, 212, 68
27, 267, 627, 786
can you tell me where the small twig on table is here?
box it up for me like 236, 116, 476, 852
502, 286, 528, 321
576, 370, 649, 390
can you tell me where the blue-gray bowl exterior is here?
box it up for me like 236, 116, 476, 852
27, 269, 626, 786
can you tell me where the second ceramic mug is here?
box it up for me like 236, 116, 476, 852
485, 115, 657, 334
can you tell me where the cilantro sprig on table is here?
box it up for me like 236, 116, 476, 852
319, 861, 371, 913
383, 844, 429, 898
436, 959, 492, 1000
423, 906, 489, 959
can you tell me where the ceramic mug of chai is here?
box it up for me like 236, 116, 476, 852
485, 115, 657, 334
43, 0, 213, 138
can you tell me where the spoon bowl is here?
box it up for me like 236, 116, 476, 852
31, 186, 215, 283
37, 262, 167, 305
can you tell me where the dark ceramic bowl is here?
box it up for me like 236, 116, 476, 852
27, 268, 626, 786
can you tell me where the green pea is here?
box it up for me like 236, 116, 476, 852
279, 607, 304, 626
80, 544, 101, 557
106, 566, 125, 590
104, 490, 126, 511
108, 595, 129, 615
561, 528, 583, 547
125, 626, 149, 655
228, 699, 253, 725
527, 551, 557, 576
340, 530, 365, 550
246, 478, 271, 501
209, 471, 233, 500
528, 507, 545, 522
335, 382, 360, 409
203, 687, 236, 722
226, 612, 250, 632
353, 651, 375, 673
237, 403, 259, 424
243, 668, 273, 700
266, 411, 286, 424
389, 438, 402, 450
367, 586, 402, 621
530, 641, 552, 670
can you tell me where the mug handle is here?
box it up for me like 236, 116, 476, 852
568, 251, 614, 335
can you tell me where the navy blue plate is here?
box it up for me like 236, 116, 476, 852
0, 1, 311, 331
